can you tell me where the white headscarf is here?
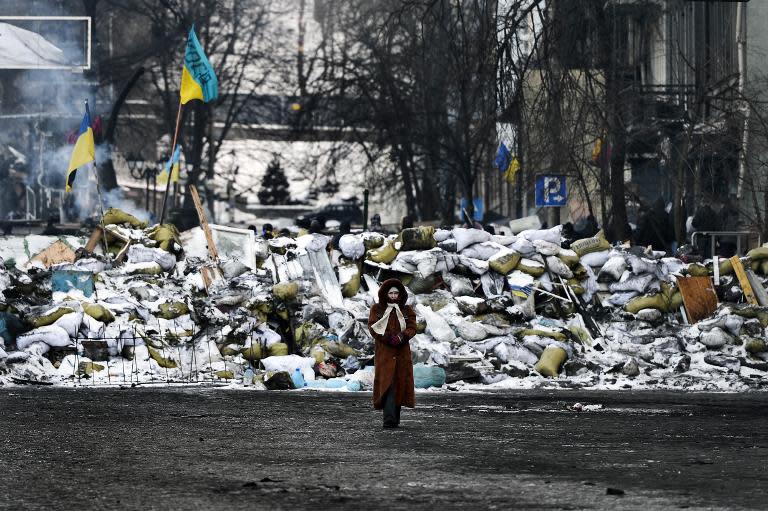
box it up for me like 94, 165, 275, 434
371, 302, 406, 336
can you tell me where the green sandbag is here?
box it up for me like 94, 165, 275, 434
273, 282, 299, 301
367, 241, 398, 264
669, 291, 683, 310
534, 345, 567, 377
625, 293, 669, 314
318, 339, 356, 358
148, 224, 182, 253
716, 258, 734, 276
489, 251, 521, 275
338, 263, 361, 298
363, 235, 385, 250
30, 307, 75, 328
147, 346, 178, 368
516, 259, 545, 277
557, 250, 580, 268
745, 338, 767, 354
215, 370, 234, 380
397, 226, 436, 251
519, 329, 567, 341
748, 246, 768, 261
156, 301, 189, 320
310, 345, 326, 363
571, 230, 610, 256
83, 304, 115, 324
268, 342, 289, 356
760, 260, 768, 276
102, 208, 147, 228
219, 343, 241, 356
687, 263, 709, 277
128, 263, 163, 275
77, 361, 105, 376
566, 279, 584, 295
240, 344, 264, 362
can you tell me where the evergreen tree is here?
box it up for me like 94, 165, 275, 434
257, 158, 291, 205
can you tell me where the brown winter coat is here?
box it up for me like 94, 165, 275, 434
368, 279, 417, 409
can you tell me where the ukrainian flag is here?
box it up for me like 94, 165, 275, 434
157, 145, 182, 185
66, 102, 95, 192
180, 26, 218, 104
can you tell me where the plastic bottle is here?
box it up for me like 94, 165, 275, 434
291, 367, 306, 388
243, 366, 254, 386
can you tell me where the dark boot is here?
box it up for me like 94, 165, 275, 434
382, 384, 398, 428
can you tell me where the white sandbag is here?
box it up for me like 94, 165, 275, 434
636, 308, 662, 322
491, 234, 517, 246
456, 320, 488, 341
458, 256, 489, 275
390, 252, 417, 274
455, 296, 486, 314
295, 233, 330, 252
521, 225, 562, 246
438, 239, 457, 252
545, 256, 574, 278
260, 354, 316, 382
415, 304, 456, 343
16, 325, 72, 350
127, 245, 176, 272
493, 342, 510, 362
339, 235, 365, 260
700, 327, 730, 349
434, 229, 452, 242
434, 252, 459, 273
609, 273, 656, 293
507, 344, 540, 366
452, 228, 492, 251
444, 274, 474, 297
53, 312, 83, 338
413, 250, 440, 276
627, 255, 657, 275
606, 291, 639, 307
598, 256, 627, 281
461, 242, 504, 261
661, 258, 686, 276
533, 239, 561, 256
580, 249, 611, 268
581, 265, 599, 303
539, 272, 554, 292
510, 237, 536, 257
248, 326, 283, 347
509, 215, 542, 234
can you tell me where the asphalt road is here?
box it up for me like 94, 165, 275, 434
0, 387, 766, 510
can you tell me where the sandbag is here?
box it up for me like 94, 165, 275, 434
610, 274, 656, 294
627, 255, 657, 275
156, 301, 189, 320
452, 228, 492, 251
127, 245, 176, 272
458, 256, 489, 275
123, 262, 163, 275
534, 345, 567, 377
456, 320, 487, 341
339, 235, 365, 260
318, 339, 356, 358
557, 249, 580, 268
532, 239, 561, 256
461, 242, 504, 261
748, 246, 768, 261
625, 293, 668, 314
516, 258, 545, 277
30, 306, 75, 328
521, 225, 562, 246
362, 232, 386, 250
241, 344, 264, 362
16, 325, 72, 350
445, 274, 474, 297
520, 329, 567, 342
434, 229, 452, 242
397, 226, 436, 251
338, 264, 361, 298
598, 256, 627, 282
53, 312, 83, 338
579, 250, 611, 268
571, 230, 610, 256
438, 239, 457, 252
416, 304, 456, 343
636, 308, 663, 322
488, 249, 521, 275
148, 224, 182, 253
102, 208, 147, 228
700, 327, 730, 349
83, 304, 115, 324
510, 237, 536, 257
390, 253, 417, 274
413, 250, 440, 276
406, 272, 441, 294
273, 282, 299, 301
687, 263, 709, 277
413, 363, 446, 389
367, 241, 398, 264
221, 260, 250, 279
545, 256, 573, 279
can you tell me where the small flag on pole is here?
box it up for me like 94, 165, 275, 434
157, 145, 183, 185
504, 156, 520, 184
180, 26, 219, 104
66, 101, 95, 192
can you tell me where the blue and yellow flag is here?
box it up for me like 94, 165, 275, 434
66, 101, 95, 192
180, 27, 218, 104
157, 145, 182, 185
504, 156, 520, 184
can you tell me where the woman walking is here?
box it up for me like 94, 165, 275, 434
368, 279, 416, 428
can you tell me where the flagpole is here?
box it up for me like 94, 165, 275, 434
91, 162, 110, 255
159, 102, 184, 224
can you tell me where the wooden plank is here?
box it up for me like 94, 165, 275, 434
677, 275, 719, 324
189, 186, 220, 262
730, 255, 758, 305
85, 226, 104, 252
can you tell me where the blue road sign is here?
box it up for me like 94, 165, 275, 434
535, 175, 567, 207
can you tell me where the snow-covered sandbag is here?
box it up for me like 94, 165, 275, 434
438, 239, 457, 253
491, 234, 517, 246
434, 251, 459, 273
295, 233, 330, 252
445, 274, 474, 297
123, 261, 163, 276
661, 257, 686, 276
636, 308, 663, 322
507, 345, 539, 366
339, 235, 365, 260
390, 252, 417, 274
127, 245, 176, 272
532, 239, 561, 256
53, 312, 83, 338
248, 326, 283, 347
606, 291, 639, 307
338, 263, 361, 298
571, 231, 610, 256
598, 256, 627, 282
460, 241, 504, 261
396, 226, 436, 251
221, 260, 250, 279
534, 345, 567, 377
580, 249, 611, 268
521, 225, 562, 246
699, 327, 731, 349
493, 342, 510, 363
261, 354, 316, 382
516, 258, 545, 277
455, 296, 486, 315
627, 255, 657, 275
452, 228, 492, 251
488, 249, 521, 275
16, 325, 72, 350
456, 320, 487, 341
434, 229, 452, 242
413, 250, 439, 276
545, 256, 573, 279
415, 304, 456, 343
510, 237, 536, 257
458, 256, 489, 275
609, 273, 656, 293
557, 249, 580, 268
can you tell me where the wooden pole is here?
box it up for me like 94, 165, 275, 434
159, 102, 184, 224
91, 163, 110, 255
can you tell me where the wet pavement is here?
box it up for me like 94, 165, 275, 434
0, 387, 766, 510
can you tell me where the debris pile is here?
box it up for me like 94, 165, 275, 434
1, 213, 767, 391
